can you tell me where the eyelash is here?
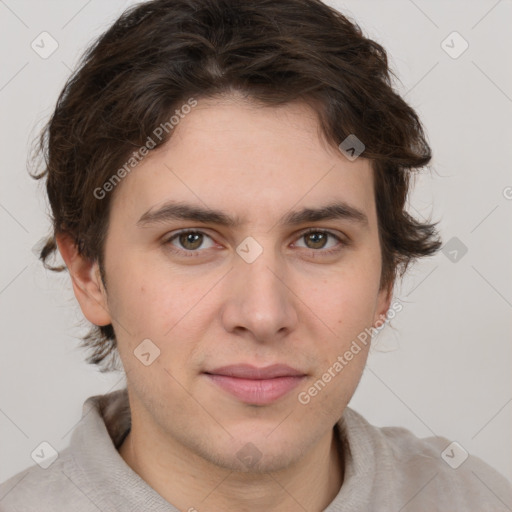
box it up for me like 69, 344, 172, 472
163, 228, 348, 258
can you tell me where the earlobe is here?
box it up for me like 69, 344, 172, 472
55, 233, 112, 327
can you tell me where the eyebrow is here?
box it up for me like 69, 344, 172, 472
137, 200, 369, 229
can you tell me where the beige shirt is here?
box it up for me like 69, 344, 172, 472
1, 388, 511, 511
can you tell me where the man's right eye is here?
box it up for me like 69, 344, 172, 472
164, 230, 216, 255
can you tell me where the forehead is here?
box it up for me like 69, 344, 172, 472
109, 96, 376, 227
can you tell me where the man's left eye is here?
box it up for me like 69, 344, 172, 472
295, 230, 342, 251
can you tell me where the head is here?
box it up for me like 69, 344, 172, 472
34, 0, 441, 472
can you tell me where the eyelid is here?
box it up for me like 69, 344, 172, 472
295, 227, 346, 242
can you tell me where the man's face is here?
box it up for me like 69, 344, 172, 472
98, 95, 391, 472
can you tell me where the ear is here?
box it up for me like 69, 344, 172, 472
55, 233, 112, 327
372, 280, 394, 328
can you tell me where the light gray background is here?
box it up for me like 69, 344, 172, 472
1, 0, 511, 487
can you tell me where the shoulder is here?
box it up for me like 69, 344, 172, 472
0, 447, 100, 512
341, 407, 512, 511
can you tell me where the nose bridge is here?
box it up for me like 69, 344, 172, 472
221, 242, 298, 339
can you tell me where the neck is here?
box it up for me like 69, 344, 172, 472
118, 406, 344, 512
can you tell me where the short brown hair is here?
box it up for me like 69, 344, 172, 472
32, 0, 442, 372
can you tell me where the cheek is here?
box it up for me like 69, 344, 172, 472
105, 256, 219, 347
298, 271, 378, 412
310, 263, 381, 335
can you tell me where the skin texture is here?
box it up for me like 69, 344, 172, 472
57, 93, 393, 512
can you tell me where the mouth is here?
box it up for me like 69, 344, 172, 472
203, 364, 307, 405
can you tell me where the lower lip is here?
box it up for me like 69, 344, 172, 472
205, 374, 305, 405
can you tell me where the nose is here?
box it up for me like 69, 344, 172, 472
220, 247, 299, 343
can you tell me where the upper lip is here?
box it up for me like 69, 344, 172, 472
204, 364, 305, 379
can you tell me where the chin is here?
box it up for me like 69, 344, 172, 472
208, 443, 302, 474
